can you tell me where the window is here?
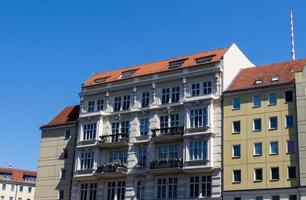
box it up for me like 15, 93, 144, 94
254, 143, 262, 156
289, 195, 297, 200
89, 183, 97, 200
114, 97, 122, 111
189, 140, 208, 161
19, 185, 23, 192
252, 95, 261, 107
80, 183, 96, 200
254, 168, 263, 181
11, 184, 14, 191
195, 55, 214, 64
287, 140, 296, 154
234, 198, 242, 200
83, 123, 97, 141
63, 149, 68, 159
190, 108, 208, 128
1, 196, 4, 200
97, 99, 104, 111
203, 81, 212, 95
269, 93, 277, 105
168, 59, 185, 69
2, 184, 5, 190
109, 150, 128, 164
28, 186, 32, 193
136, 179, 144, 200
285, 91, 293, 102
157, 178, 166, 199
286, 115, 294, 128
232, 121, 241, 133
158, 144, 179, 160
137, 147, 146, 167
288, 166, 297, 179
59, 190, 64, 200
121, 69, 136, 79
270, 141, 279, 155
189, 176, 211, 198
168, 177, 177, 199
60, 169, 66, 180
170, 114, 180, 127
141, 92, 150, 108
255, 197, 263, 200
254, 78, 263, 85
80, 183, 88, 200
191, 83, 200, 96
232, 145, 241, 158
107, 181, 125, 200
80, 151, 94, 170
122, 95, 130, 110
233, 170, 241, 183
270, 167, 279, 180
232, 97, 240, 110
269, 116, 278, 130
94, 77, 108, 84
272, 74, 279, 82
156, 177, 177, 199
171, 87, 180, 103
160, 115, 169, 129
253, 118, 261, 131
9, 197, 13, 200
161, 88, 170, 104
121, 121, 130, 135
272, 196, 280, 200
140, 118, 149, 136
88, 100, 95, 112
65, 129, 70, 140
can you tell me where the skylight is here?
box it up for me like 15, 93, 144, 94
254, 78, 263, 85
94, 77, 109, 84
271, 74, 279, 82
168, 59, 187, 69
195, 55, 215, 64
120, 69, 137, 79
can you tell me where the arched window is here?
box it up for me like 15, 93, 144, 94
136, 179, 144, 200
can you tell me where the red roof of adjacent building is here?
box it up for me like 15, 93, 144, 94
0, 167, 36, 184
226, 58, 306, 92
84, 47, 229, 87
41, 105, 80, 128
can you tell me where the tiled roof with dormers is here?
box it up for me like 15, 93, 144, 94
0, 167, 36, 185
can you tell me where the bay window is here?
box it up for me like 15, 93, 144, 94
83, 123, 97, 141
188, 140, 208, 161
190, 108, 208, 128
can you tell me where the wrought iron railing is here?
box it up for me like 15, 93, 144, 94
99, 133, 129, 143
149, 159, 183, 169
151, 126, 184, 137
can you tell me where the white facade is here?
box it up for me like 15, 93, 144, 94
71, 45, 253, 200
0, 182, 35, 200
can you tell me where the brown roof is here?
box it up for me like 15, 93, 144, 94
0, 167, 36, 184
41, 105, 79, 128
84, 47, 229, 87
226, 58, 306, 92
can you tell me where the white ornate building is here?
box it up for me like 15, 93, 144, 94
71, 44, 253, 200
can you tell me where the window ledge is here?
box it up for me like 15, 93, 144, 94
232, 156, 241, 159
270, 179, 279, 182
232, 181, 241, 184
253, 180, 262, 182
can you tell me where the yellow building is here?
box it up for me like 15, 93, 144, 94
35, 105, 79, 200
223, 59, 306, 200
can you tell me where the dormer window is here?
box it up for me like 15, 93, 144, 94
254, 78, 263, 85
272, 74, 279, 82
0, 173, 12, 180
94, 77, 109, 84
120, 69, 137, 79
195, 55, 215, 64
24, 175, 36, 182
168, 59, 187, 69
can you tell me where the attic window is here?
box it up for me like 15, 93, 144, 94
254, 78, 263, 85
168, 59, 187, 69
94, 77, 109, 84
120, 69, 137, 79
272, 74, 279, 82
24, 175, 36, 182
0, 173, 12, 180
195, 55, 215, 64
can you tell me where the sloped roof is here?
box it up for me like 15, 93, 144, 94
0, 167, 36, 184
226, 58, 306, 92
84, 47, 228, 87
41, 105, 79, 128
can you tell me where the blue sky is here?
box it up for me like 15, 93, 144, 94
0, 0, 305, 170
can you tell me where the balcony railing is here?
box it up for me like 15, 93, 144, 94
96, 163, 128, 174
75, 168, 95, 175
151, 126, 184, 137
99, 133, 129, 143
149, 159, 183, 169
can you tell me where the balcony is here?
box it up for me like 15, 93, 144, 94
96, 163, 128, 178
183, 159, 213, 174
151, 126, 184, 143
149, 159, 183, 174
76, 139, 97, 148
98, 134, 129, 149
74, 169, 96, 181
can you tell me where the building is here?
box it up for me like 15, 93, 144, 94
0, 167, 36, 200
35, 105, 79, 200
223, 59, 306, 200
70, 44, 253, 200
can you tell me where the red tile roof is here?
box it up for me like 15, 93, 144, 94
84, 48, 229, 87
226, 58, 306, 92
0, 167, 36, 184
41, 105, 79, 128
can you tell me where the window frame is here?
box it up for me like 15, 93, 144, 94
270, 167, 280, 181
232, 170, 241, 183
232, 144, 241, 158
269, 141, 279, 155
268, 92, 277, 106
232, 97, 240, 110
253, 118, 262, 132
232, 121, 241, 134
253, 142, 262, 156
269, 116, 278, 130
252, 95, 261, 108
254, 168, 263, 182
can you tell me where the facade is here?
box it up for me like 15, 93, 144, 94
223, 59, 306, 200
70, 44, 253, 200
0, 167, 36, 200
35, 105, 79, 200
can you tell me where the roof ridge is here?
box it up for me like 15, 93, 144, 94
241, 58, 306, 71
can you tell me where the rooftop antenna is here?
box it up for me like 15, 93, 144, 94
290, 10, 296, 60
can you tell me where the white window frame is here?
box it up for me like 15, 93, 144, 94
188, 140, 208, 161
232, 144, 241, 158
254, 168, 263, 182
252, 95, 261, 108
269, 141, 279, 155
232, 121, 241, 134
269, 116, 278, 130
253, 118, 262, 132
189, 107, 208, 128
253, 142, 262, 156
80, 151, 94, 170
270, 167, 280, 181
232, 169, 241, 183
232, 97, 240, 110
268, 92, 277, 105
